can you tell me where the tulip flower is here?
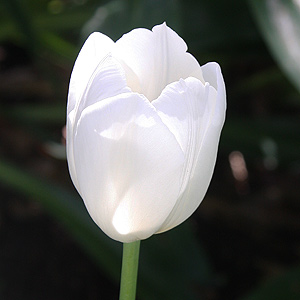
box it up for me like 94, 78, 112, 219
66, 23, 226, 244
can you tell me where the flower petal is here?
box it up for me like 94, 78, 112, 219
202, 62, 226, 127
73, 55, 130, 124
152, 67, 226, 233
67, 32, 114, 117
113, 23, 204, 101
73, 93, 185, 242
67, 55, 130, 192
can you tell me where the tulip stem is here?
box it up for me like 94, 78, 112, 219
119, 240, 141, 300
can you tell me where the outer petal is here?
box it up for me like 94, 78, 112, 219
67, 32, 114, 190
201, 62, 226, 127
113, 23, 204, 101
152, 63, 226, 233
67, 32, 114, 116
73, 93, 185, 243
67, 55, 130, 192
73, 55, 131, 126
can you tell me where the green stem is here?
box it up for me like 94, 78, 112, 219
119, 240, 141, 300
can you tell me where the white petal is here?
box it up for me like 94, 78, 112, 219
113, 23, 204, 101
152, 69, 226, 233
202, 62, 227, 126
73, 93, 185, 243
67, 32, 114, 117
67, 32, 114, 190
67, 55, 130, 192
73, 55, 130, 124
66, 112, 79, 190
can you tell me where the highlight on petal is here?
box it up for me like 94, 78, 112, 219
113, 23, 204, 101
73, 93, 185, 242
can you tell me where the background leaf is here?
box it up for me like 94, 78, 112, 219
249, 0, 300, 93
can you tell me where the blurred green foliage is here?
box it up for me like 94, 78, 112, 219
0, 0, 299, 299
242, 265, 300, 300
250, 0, 300, 94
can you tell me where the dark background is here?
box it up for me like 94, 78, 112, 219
0, 0, 300, 299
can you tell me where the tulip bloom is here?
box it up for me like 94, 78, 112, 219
67, 23, 226, 243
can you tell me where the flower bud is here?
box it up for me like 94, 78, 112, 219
66, 23, 226, 243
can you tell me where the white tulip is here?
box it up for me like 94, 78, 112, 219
66, 23, 226, 243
